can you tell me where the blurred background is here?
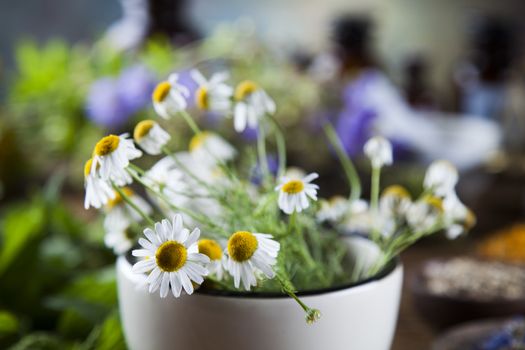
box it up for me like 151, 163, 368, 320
1, 0, 525, 349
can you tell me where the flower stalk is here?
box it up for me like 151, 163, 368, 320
111, 181, 155, 226
323, 123, 361, 202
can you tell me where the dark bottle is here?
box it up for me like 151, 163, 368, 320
105, 0, 199, 51
453, 17, 516, 120
402, 55, 437, 111
331, 15, 377, 77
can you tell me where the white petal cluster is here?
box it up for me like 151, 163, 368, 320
424, 160, 459, 197
104, 216, 133, 255
85, 134, 142, 209
92, 133, 142, 186
364, 136, 393, 168
316, 196, 349, 224
132, 215, 210, 298
407, 196, 443, 232
191, 70, 233, 114
275, 173, 319, 215
152, 73, 189, 119
224, 231, 280, 290
189, 132, 236, 166
103, 188, 152, 231
143, 156, 189, 208
442, 192, 475, 239
233, 80, 276, 132
134, 120, 171, 155
84, 158, 115, 210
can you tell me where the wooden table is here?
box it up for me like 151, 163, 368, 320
390, 238, 473, 350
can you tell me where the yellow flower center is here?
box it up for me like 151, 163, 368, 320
94, 135, 120, 156
107, 187, 134, 209
228, 231, 258, 262
83, 158, 99, 177
235, 80, 258, 101
423, 195, 443, 213
198, 239, 223, 261
196, 86, 209, 110
282, 180, 305, 194
134, 120, 155, 141
152, 81, 171, 103
329, 196, 345, 205
189, 132, 210, 152
382, 185, 410, 199
155, 241, 188, 272
464, 209, 476, 229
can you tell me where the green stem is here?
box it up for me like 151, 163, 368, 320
126, 168, 228, 237
323, 123, 361, 202
178, 110, 201, 135
370, 167, 381, 211
288, 211, 297, 235
128, 163, 145, 175
111, 182, 155, 226
257, 125, 270, 179
369, 165, 381, 242
267, 114, 286, 178
287, 212, 317, 270
161, 146, 219, 196
276, 275, 308, 311
276, 274, 320, 324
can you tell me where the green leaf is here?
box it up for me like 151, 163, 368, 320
8, 333, 67, 350
0, 311, 19, 336
77, 311, 126, 350
0, 199, 46, 275
94, 312, 126, 350
140, 39, 179, 76
58, 267, 117, 307
45, 267, 117, 336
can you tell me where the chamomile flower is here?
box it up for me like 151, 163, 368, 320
104, 187, 152, 231
104, 217, 133, 254
189, 132, 236, 165
143, 156, 189, 207
364, 136, 393, 168
191, 70, 233, 114
198, 239, 226, 280
225, 231, 280, 290
132, 215, 210, 298
443, 192, 476, 239
316, 196, 349, 223
284, 167, 307, 179
232, 80, 276, 132
424, 160, 459, 197
133, 120, 170, 155
342, 199, 372, 233
380, 185, 412, 218
407, 195, 443, 232
152, 73, 189, 119
92, 134, 142, 186
275, 173, 319, 215
84, 158, 115, 209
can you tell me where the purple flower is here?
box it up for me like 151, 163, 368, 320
85, 78, 131, 128
342, 70, 377, 107
117, 65, 155, 114
176, 70, 199, 108
336, 107, 376, 156
240, 126, 259, 143
251, 155, 279, 185
86, 65, 156, 128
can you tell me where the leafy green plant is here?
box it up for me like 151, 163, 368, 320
0, 178, 125, 349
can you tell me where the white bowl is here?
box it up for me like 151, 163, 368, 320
117, 236, 403, 350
